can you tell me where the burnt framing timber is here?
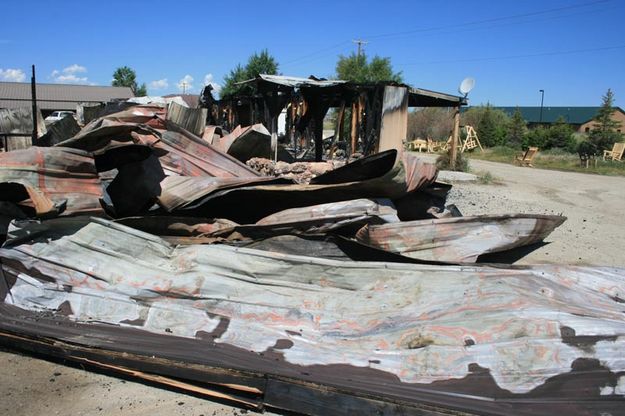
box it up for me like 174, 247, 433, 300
213, 75, 466, 162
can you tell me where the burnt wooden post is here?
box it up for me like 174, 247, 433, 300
450, 104, 460, 170
31, 65, 38, 142
350, 100, 359, 156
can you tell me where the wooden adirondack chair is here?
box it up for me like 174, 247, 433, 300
515, 147, 539, 167
603, 142, 625, 161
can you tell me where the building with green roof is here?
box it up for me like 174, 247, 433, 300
493, 106, 625, 133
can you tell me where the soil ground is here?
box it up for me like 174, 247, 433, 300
1, 156, 624, 415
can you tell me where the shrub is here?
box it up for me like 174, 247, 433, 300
436, 151, 470, 172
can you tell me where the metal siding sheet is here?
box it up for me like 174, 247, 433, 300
0, 147, 104, 215
1, 217, 624, 415
356, 214, 566, 262
0, 82, 133, 110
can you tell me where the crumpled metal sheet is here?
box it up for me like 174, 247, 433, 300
256, 198, 399, 226
356, 214, 566, 262
58, 108, 260, 178
402, 151, 439, 193
213, 124, 271, 163
163, 150, 428, 223
158, 175, 289, 212
0, 147, 104, 217
1, 217, 624, 415
115, 199, 398, 245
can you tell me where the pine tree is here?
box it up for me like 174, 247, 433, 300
589, 88, 623, 151
478, 105, 498, 147
547, 116, 575, 150
506, 107, 526, 148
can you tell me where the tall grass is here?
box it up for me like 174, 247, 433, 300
467, 146, 625, 176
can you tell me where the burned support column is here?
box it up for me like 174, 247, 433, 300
350, 100, 359, 156
450, 104, 460, 170
300, 89, 331, 162
378, 86, 408, 156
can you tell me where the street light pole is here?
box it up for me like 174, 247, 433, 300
539, 89, 545, 124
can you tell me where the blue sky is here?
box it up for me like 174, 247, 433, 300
1, 0, 623, 107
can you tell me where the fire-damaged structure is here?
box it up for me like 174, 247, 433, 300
212, 74, 466, 161
1, 97, 624, 416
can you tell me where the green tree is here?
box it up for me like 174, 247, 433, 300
112, 66, 146, 96
477, 105, 507, 147
221, 50, 279, 98
546, 116, 575, 150
245, 49, 279, 79
589, 88, 623, 151
335, 52, 402, 83
523, 126, 549, 149
407, 108, 453, 140
506, 107, 526, 148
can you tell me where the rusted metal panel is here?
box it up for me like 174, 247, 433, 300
166, 101, 207, 136
0, 106, 46, 151
0, 147, 104, 216
1, 217, 624, 415
58, 110, 261, 178
160, 150, 420, 223
401, 152, 438, 193
356, 214, 566, 262
158, 175, 286, 212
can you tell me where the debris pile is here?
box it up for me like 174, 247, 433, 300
1, 103, 624, 416
246, 157, 344, 183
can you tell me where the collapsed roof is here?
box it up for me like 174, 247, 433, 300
0, 102, 623, 416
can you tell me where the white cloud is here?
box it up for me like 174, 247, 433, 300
177, 74, 194, 92
49, 64, 90, 84
53, 74, 88, 84
0, 68, 26, 82
149, 78, 169, 90
63, 64, 87, 74
203, 73, 222, 94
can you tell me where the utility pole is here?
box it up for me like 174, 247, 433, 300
182, 82, 187, 94
539, 89, 545, 124
352, 39, 368, 57
31, 65, 37, 142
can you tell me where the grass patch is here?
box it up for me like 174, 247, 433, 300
474, 170, 504, 185
466, 146, 625, 176
435, 151, 470, 172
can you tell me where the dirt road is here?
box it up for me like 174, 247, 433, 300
436, 156, 625, 266
1, 156, 624, 415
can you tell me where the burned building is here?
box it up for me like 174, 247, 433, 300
214, 75, 466, 161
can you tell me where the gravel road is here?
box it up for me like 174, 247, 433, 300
2, 156, 624, 415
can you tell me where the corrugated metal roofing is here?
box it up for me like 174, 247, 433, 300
492, 106, 625, 124
257, 74, 348, 88
0, 82, 134, 111
2, 216, 625, 415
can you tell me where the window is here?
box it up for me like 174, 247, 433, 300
585, 127, 590, 132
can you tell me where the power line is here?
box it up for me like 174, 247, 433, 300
397, 44, 625, 66
365, 0, 611, 41
281, 40, 351, 66
279, 0, 614, 69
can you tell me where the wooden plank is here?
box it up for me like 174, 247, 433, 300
264, 379, 464, 416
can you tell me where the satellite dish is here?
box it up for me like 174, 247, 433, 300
459, 77, 475, 96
